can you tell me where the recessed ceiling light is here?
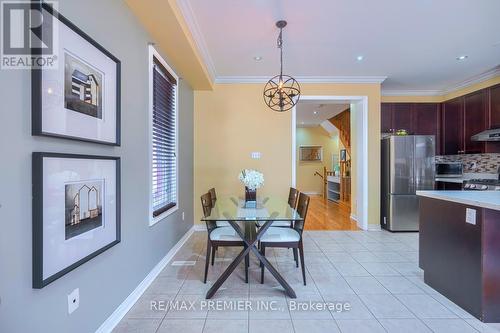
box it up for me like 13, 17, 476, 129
253, 56, 263, 61
456, 55, 468, 61
313, 111, 318, 115
356, 55, 364, 61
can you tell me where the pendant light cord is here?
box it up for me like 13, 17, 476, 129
277, 28, 283, 78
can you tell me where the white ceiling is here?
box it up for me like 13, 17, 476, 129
178, 0, 500, 93
297, 102, 349, 127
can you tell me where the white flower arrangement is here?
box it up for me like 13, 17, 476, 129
238, 169, 264, 190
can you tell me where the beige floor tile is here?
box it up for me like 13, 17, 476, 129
157, 319, 205, 333
112, 318, 161, 333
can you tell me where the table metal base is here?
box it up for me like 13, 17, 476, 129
205, 220, 296, 299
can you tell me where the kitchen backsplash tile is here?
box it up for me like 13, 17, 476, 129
436, 153, 500, 173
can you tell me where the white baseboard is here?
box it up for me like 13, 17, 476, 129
368, 224, 382, 231
95, 226, 196, 333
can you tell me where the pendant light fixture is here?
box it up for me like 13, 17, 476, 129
263, 20, 301, 112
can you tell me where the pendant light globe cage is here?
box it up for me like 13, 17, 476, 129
263, 20, 301, 112
263, 75, 301, 112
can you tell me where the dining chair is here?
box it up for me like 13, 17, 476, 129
259, 192, 310, 285
257, 187, 299, 228
201, 192, 249, 284
208, 187, 230, 227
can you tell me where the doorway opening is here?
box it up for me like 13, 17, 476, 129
292, 96, 369, 231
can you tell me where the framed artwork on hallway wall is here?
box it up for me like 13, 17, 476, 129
340, 149, 347, 161
31, 2, 121, 145
32, 152, 121, 288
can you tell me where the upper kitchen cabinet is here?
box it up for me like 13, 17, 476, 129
442, 97, 464, 155
412, 103, 441, 154
392, 103, 413, 133
381, 103, 393, 133
464, 90, 487, 154
490, 84, 500, 128
486, 84, 500, 153
381, 102, 441, 153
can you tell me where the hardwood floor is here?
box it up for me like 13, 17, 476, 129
304, 195, 359, 230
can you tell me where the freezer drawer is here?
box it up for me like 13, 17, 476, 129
382, 194, 420, 231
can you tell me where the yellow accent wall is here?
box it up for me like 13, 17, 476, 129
296, 126, 339, 194
194, 83, 381, 226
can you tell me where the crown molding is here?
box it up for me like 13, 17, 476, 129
441, 65, 500, 95
215, 76, 387, 84
382, 65, 500, 97
176, 0, 217, 81
381, 89, 443, 96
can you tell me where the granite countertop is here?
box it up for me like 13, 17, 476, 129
416, 190, 500, 211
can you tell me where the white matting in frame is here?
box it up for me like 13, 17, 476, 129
33, 153, 120, 288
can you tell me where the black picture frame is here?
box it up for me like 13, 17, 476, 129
32, 152, 121, 289
31, 2, 121, 146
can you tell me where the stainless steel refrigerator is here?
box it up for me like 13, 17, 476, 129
381, 135, 435, 231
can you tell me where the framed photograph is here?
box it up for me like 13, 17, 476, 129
299, 145, 323, 162
32, 3, 121, 145
32, 152, 120, 288
340, 149, 347, 161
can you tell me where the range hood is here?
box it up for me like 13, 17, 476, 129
471, 127, 500, 142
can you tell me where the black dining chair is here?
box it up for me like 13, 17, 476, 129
257, 187, 299, 228
259, 192, 310, 285
201, 192, 249, 283
208, 187, 230, 227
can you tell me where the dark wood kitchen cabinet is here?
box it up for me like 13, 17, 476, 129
392, 103, 413, 133
382, 84, 500, 155
486, 84, 500, 153
381, 103, 393, 133
442, 97, 464, 155
490, 84, 500, 129
464, 90, 487, 154
381, 102, 441, 154
413, 103, 441, 153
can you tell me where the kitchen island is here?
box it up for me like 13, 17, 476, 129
417, 191, 500, 322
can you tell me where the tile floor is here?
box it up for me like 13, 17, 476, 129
113, 230, 500, 333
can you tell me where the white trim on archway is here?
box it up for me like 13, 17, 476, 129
292, 95, 369, 231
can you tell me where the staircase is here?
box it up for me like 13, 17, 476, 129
329, 108, 351, 209
329, 108, 351, 156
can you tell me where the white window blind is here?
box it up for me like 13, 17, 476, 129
152, 57, 177, 217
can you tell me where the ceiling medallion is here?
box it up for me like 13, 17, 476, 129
263, 20, 301, 112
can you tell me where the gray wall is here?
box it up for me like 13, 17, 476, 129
0, 0, 194, 332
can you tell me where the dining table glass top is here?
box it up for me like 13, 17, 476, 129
201, 196, 303, 222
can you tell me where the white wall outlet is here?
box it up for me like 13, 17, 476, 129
67, 288, 79, 314
182, 211, 185, 221
466, 208, 476, 225
251, 152, 261, 159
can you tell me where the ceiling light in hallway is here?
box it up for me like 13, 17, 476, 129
456, 55, 468, 61
356, 55, 364, 61
263, 20, 301, 112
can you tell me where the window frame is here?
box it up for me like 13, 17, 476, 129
148, 44, 179, 226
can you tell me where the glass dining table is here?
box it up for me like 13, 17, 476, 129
201, 196, 303, 299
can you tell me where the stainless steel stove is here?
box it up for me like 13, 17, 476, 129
463, 179, 500, 191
